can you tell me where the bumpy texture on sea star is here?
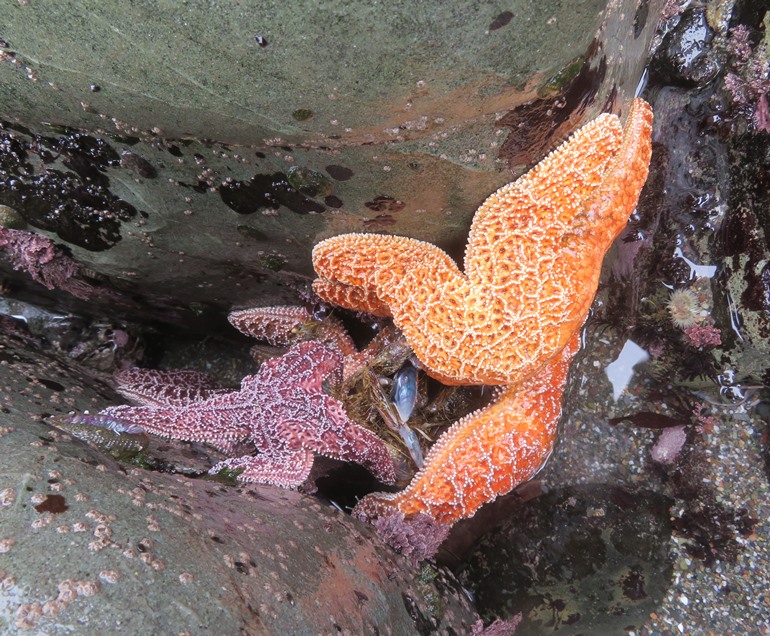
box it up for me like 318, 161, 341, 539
99, 341, 396, 487
228, 304, 403, 382
314, 99, 653, 524
313, 99, 653, 387
112, 368, 230, 407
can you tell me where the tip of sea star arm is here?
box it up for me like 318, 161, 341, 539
573, 97, 653, 242
621, 97, 654, 189
313, 233, 464, 319
228, 305, 311, 345
100, 404, 251, 451
210, 450, 314, 487
230, 304, 360, 359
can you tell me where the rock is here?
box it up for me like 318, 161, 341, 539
0, 335, 479, 634
456, 485, 674, 635
653, 7, 723, 86
0, 1, 663, 311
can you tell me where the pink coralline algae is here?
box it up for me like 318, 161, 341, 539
724, 25, 770, 132
0, 227, 94, 299
683, 323, 721, 348
96, 341, 396, 487
726, 24, 753, 63
471, 615, 522, 636
692, 402, 720, 431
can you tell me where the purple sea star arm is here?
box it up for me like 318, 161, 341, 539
296, 395, 397, 485
101, 402, 251, 453
209, 450, 315, 487
228, 305, 312, 346
114, 368, 230, 407
229, 305, 358, 357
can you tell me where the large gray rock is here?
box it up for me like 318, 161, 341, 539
0, 0, 663, 310
0, 334, 479, 634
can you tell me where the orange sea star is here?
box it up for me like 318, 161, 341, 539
313, 99, 653, 387
312, 99, 653, 524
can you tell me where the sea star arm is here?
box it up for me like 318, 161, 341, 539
313, 233, 468, 318
353, 333, 580, 525
573, 99, 654, 239
312, 277, 392, 317
210, 449, 315, 487
228, 305, 358, 357
313, 234, 476, 384
114, 368, 229, 407
463, 112, 624, 284
246, 339, 345, 392
545, 98, 654, 350
228, 305, 315, 346
295, 394, 397, 484
461, 99, 652, 380
100, 402, 251, 453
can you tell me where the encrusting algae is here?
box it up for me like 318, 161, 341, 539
313, 98, 653, 525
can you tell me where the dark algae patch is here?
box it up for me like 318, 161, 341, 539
457, 485, 674, 635
325, 164, 354, 181
0, 124, 139, 251
34, 494, 68, 514
219, 172, 325, 215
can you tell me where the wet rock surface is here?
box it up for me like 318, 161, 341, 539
0, 0, 660, 312
0, 335, 480, 634
653, 7, 723, 86
3, 0, 770, 634
457, 485, 674, 635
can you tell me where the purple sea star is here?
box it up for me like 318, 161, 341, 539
98, 341, 396, 487
227, 304, 405, 383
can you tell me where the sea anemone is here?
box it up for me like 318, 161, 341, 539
666, 289, 703, 328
